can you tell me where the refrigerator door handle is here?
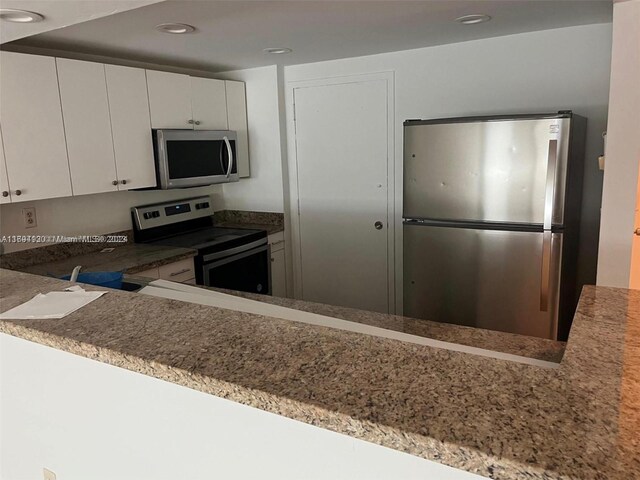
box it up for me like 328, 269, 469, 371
543, 139, 558, 230
540, 231, 552, 311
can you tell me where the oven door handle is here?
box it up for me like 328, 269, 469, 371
202, 244, 270, 286
201, 238, 268, 263
224, 136, 234, 178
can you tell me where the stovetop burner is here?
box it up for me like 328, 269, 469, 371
147, 227, 265, 251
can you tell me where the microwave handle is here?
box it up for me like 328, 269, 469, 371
224, 136, 234, 178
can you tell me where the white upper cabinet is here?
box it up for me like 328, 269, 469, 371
57, 58, 118, 196
105, 65, 156, 190
146, 70, 193, 129
225, 81, 250, 178
0, 52, 72, 202
0, 127, 11, 204
191, 77, 228, 130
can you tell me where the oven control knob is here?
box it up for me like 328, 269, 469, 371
152, 211, 160, 218
143, 212, 151, 220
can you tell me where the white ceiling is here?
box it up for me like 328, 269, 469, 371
6, 0, 612, 72
0, 0, 163, 44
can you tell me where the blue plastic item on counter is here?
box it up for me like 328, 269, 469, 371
60, 271, 124, 289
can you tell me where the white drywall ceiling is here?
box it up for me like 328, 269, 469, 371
6, 0, 612, 72
0, 0, 163, 44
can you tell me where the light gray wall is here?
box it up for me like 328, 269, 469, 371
597, 1, 640, 288
285, 23, 612, 298
217, 65, 286, 212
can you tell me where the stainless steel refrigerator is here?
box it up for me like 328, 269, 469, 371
403, 112, 586, 340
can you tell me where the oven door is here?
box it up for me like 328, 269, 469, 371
201, 243, 271, 295
154, 129, 239, 189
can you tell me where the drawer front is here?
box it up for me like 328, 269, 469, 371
136, 267, 159, 279
268, 231, 285, 253
159, 258, 195, 282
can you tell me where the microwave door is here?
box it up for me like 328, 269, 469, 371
155, 130, 239, 188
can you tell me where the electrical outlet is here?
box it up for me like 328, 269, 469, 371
43, 468, 56, 480
22, 207, 37, 229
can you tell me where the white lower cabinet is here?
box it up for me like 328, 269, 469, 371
137, 258, 195, 284
269, 232, 287, 297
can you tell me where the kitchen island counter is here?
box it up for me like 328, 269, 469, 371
0, 269, 637, 479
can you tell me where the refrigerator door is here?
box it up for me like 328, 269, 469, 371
403, 118, 570, 225
403, 223, 562, 339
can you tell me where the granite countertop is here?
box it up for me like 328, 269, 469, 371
214, 221, 284, 235
14, 244, 196, 277
213, 210, 284, 235
0, 269, 638, 479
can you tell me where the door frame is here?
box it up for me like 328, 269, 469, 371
285, 72, 395, 312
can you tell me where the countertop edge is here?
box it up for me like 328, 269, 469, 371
0, 319, 555, 480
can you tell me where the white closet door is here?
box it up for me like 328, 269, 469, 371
225, 81, 250, 177
105, 65, 156, 190
0, 52, 72, 202
57, 58, 117, 195
293, 79, 389, 313
191, 77, 228, 130
146, 70, 193, 129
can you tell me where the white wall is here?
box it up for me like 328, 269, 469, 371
218, 65, 286, 212
597, 0, 640, 288
284, 23, 612, 308
0, 334, 486, 480
0, 186, 224, 253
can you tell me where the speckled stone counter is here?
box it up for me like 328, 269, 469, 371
0, 269, 638, 480
200, 286, 566, 363
213, 210, 284, 234
5, 244, 196, 277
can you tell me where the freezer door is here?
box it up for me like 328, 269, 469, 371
403, 118, 570, 225
403, 224, 562, 339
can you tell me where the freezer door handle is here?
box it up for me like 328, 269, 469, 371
540, 231, 552, 311
543, 139, 558, 230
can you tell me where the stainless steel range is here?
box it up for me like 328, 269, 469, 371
132, 197, 270, 294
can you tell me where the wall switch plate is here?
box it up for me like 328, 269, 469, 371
22, 207, 37, 229
43, 468, 56, 480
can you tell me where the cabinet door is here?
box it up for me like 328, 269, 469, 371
105, 65, 156, 190
270, 248, 286, 297
0, 52, 72, 202
225, 81, 250, 177
146, 70, 193, 129
191, 77, 228, 130
0, 126, 11, 204
57, 58, 117, 196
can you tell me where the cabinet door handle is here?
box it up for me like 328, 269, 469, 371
112, 180, 118, 186
194, 120, 201, 125
120, 179, 127, 185
169, 268, 192, 277
188, 119, 194, 124
1, 191, 8, 197
14, 189, 21, 196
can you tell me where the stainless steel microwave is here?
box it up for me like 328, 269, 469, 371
152, 129, 239, 189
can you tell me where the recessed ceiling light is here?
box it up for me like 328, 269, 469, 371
455, 14, 492, 25
0, 8, 45, 23
155, 23, 196, 34
263, 47, 293, 55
